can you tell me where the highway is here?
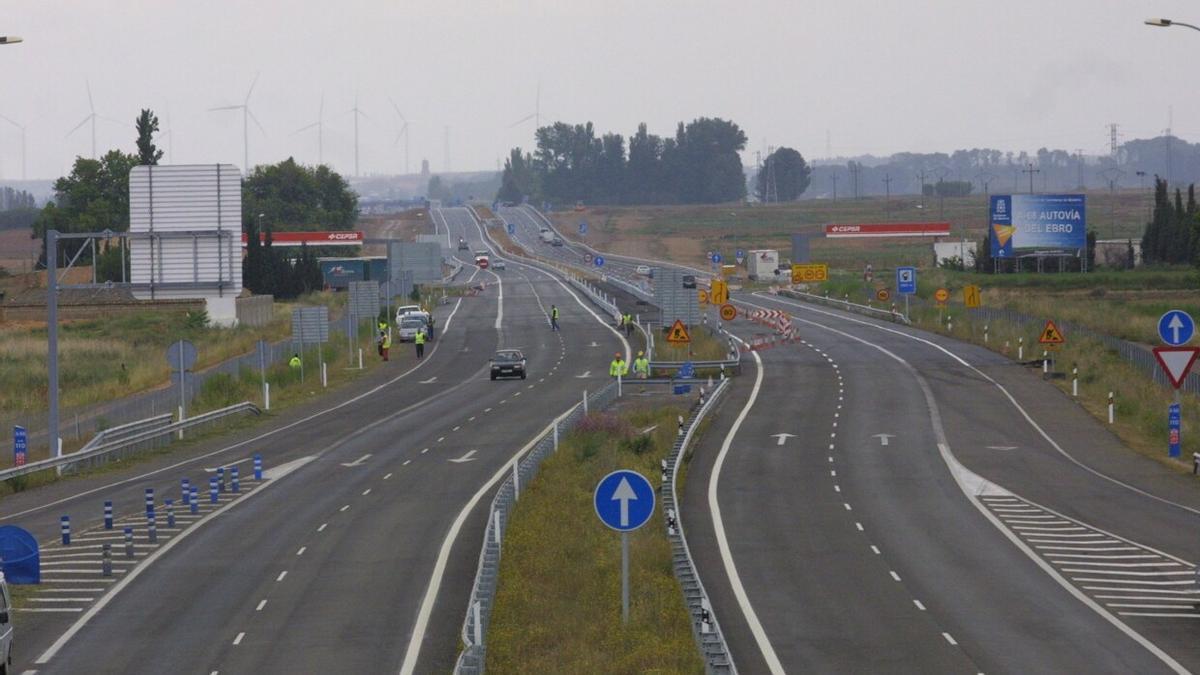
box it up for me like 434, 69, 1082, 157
681, 291, 1200, 673
6, 207, 629, 674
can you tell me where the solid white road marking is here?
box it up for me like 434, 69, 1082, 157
340, 454, 372, 468
449, 450, 478, 464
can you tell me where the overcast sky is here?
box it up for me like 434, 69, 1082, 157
0, 0, 1196, 181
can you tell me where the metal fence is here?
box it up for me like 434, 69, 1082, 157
779, 289, 912, 325
454, 382, 620, 674
663, 377, 736, 674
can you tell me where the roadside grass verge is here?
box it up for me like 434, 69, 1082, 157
908, 306, 1200, 472
652, 323, 732, 363
486, 404, 703, 674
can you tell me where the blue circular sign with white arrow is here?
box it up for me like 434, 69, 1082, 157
507, 222, 515, 235
594, 470, 655, 532
579, 221, 588, 234
1158, 310, 1196, 346
594, 255, 605, 267
711, 252, 722, 264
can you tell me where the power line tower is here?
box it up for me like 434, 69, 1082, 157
1075, 149, 1085, 189
848, 162, 862, 199
1165, 106, 1173, 186
764, 145, 778, 204
882, 173, 893, 219
1108, 123, 1121, 159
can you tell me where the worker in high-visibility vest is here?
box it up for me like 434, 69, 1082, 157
609, 353, 627, 378
380, 330, 392, 362
289, 353, 302, 369
550, 305, 560, 332
414, 327, 427, 359
624, 313, 634, 337
633, 351, 650, 379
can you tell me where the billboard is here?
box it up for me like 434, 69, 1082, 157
825, 223, 950, 238
990, 194, 1086, 257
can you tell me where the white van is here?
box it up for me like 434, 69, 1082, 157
0, 573, 13, 674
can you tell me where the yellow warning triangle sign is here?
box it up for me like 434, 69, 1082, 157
1038, 320, 1065, 344
666, 319, 691, 343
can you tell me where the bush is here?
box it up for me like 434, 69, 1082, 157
620, 434, 654, 455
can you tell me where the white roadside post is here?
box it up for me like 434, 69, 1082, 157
1018, 337, 1024, 360
1072, 366, 1078, 397
1108, 392, 1115, 424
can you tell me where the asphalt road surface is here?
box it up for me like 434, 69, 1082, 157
682, 291, 1200, 673
7, 207, 629, 674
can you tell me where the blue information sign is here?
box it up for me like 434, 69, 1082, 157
990, 194, 1087, 257
507, 222, 515, 235
735, 249, 745, 263
896, 267, 917, 295
1169, 403, 1182, 458
711, 252, 722, 264
594, 256, 605, 267
594, 470, 655, 532
673, 384, 692, 395
678, 361, 695, 379
13, 425, 26, 467
579, 221, 588, 234
1158, 310, 1195, 347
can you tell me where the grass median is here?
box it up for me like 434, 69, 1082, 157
485, 403, 703, 674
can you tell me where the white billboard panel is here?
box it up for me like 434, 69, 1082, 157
129, 164, 242, 301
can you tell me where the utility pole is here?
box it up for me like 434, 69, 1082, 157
830, 173, 838, 202
932, 167, 949, 220
916, 169, 929, 209
848, 163, 862, 199
1022, 163, 1040, 194
1098, 167, 1124, 239
883, 173, 893, 219
1075, 149, 1085, 189
764, 146, 778, 204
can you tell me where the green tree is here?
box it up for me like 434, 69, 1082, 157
32, 150, 140, 267
243, 157, 358, 229
427, 175, 454, 203
754, 147, 812, 202
135, 109, 163, 165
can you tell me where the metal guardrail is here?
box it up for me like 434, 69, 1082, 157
77, 413, 173, 455
663, 377, 736, 674
455, 382, 620, 674
777, 288, 912, 325
0, 402, 261, 481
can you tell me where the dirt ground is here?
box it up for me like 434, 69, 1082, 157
358, 208, 432, 255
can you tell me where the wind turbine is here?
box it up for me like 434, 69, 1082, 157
347, 95, 370, 177
209, 73, 266, 174
0, 113, 26, 180
508, 82, 542, 132
293, 94, 326, 165
66, 81, 101, 159
389, 96, 410, 175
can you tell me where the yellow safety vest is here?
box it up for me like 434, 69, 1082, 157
382, 333, 392, 349
610, 359, 623, 376
414, 331, 426, 345
634, 357, 649, 373
289, 356, 301, 368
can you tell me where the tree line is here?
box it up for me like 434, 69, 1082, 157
497, 117, 748, 205
1141, 177, 1200, 266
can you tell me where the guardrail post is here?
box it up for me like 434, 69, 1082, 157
1072, 366, 1078, 397
104, 500, 113, 530
102, 543, 112, 577
1108, 392, 1115, 424
209, 476, 219, 504
166, 499, 175, 528
147, 512, 157, 544
182, 478, 191, 505
124, 527, 134, 558
60, 515, 70, 545
512, 462, 520, 501
254, 454, 263, 481
145, 487, 154, 517
217, 467, 226, 493
231, 466, 240, 493
190, 486, 199, 513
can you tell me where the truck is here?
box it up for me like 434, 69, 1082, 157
475, 251, 490, 269
539, 228, 555, 244
747, 249, 780, 281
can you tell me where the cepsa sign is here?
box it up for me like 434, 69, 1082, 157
241, 231, 364, 247
824, 223, 950, 238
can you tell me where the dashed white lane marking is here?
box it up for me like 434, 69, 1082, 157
855, 522, 864, 531
297, 547, 307, 556
233, 632, 245, 646
914, 599, 926, 611
834, 485, 841, 493
362, 489, 372, 496
452, 426, 460, 432
422, 448, 430, 454
890, 571, 902, 582
871, 545, 881, 555
318, 523, 328, 532
942, 632, 957, 646
403, 460, 412, 465
276, 571, 287, 582
385, 472, 394, 479
843, 503, 852, 511
256, 600, 267, 611
830, 470, 836, 477
340, 505, 350, 512
469, 416, 476, 422
436, 437, 444, 442
484, 407, 492, 413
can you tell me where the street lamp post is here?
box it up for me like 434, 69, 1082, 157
0, 35, 22, 44
1145, 18, 1200, 32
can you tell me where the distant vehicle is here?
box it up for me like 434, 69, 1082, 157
551, 237, 564, 247
682, 274, 696, 289
475, 251, 490, 268
490, 349, 527, 380
635, 265, 651, 276
395, 305, 434, 339
397, 315, 430, 342
0, 572, 13, 672
457, 237, 469, 251
539, 229, 555, 244
493, 259, 507, 271
574, 200, 585, 211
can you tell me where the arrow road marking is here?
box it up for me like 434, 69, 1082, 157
589, 341, 599, 348
872, 433, 895, 446
449, 450, 477, 464
420, 377, 437, 384
1168, 314, 1184, 344
340, 454, 372, 467
612, 477, 638, 527
771, 433, 795, 446
576, 371, 591, 378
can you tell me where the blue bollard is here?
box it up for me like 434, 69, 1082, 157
165, 499, 175, 528
209, 476, 218, 504
104, 500, 113, 530
145, 487, 155, 517
231, 466, 240, 493
217, 466, 226, 493
253, 453, 263, 481
182, 478, 191, 505
147, 513, 157, 544
124, 527, 134, 558
61, 515, 70, 545
190, 486, 199, 514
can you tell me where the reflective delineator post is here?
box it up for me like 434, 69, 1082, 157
217, 467, 226, 493
182, 478, 191, 505
165, 499, 175, 528
189, 486, 199, 514
145, 487, 154, 517
264, 382, 271, 411
1043, 351, 1049, 375
1018, 337, 1024, 361
124, 527, 134, 558
102, 543, 112, 577
147, 512, 157, 544
493, 510, 502, 545
512, 462, 520, 501
60, 515, 70, 545
1072, 366, 1078, 397
231, 466, 240, 493
553, 421, 559, 451
254, 454, 263, 481
209, 476, 219, 504
582, 390, 588, 416
1108, 392, 1115, 424
104, 500, 113, 530
984, 324, 990, 343
472, 601, 483, 645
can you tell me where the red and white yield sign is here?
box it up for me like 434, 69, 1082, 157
1153, 346, 1200, 389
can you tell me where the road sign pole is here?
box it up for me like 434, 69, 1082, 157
47, 229, 60, 460
177, 340, 186, 422
622, 531, 630, 623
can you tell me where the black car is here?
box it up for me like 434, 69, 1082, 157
682, 274, 696, 289
490, 349, 527, 380
458, 238, 469, 250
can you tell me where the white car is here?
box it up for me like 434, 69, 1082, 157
394, 305, 421, 323
396, 315, 429, 342
0, 573, 12, 673
636, 265, 651, 276
493, 259, 507, 271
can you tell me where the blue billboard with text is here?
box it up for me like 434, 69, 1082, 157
989, 194, 1086, 257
